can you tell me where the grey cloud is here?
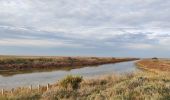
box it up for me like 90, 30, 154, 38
0, 0, 170, 57
1, 0, 170, 29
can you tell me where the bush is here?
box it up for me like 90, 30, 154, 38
59, 75, 83, 90
152, 57, 159, 62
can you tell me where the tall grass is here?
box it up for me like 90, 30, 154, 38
59, 75, 82, 90
0, 71, 169, 100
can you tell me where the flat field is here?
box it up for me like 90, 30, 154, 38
136, 59, 170, 72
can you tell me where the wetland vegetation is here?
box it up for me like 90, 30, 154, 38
0, 56, 138, 76
0, 70, 169, 100
0, 58, 169, 100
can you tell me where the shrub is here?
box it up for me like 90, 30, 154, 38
59, 75, 83, 90
152, 57, 159, 62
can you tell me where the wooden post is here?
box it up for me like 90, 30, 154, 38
11, 88, 14, 94
38, 84, 40, 92
1, 89, 4, 95
29, 85, 32, 91
47, 83, 50, 91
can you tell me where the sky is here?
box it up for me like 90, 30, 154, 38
0, 0, 170, 58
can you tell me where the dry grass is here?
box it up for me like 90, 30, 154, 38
0, 71, 169, 100
137, 59, 170, 72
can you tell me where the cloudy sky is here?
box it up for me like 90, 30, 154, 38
0, 0, 170, 57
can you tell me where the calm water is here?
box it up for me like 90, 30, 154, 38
0, 61, 139, 89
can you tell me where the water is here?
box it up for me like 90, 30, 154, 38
0, 61, 139, 89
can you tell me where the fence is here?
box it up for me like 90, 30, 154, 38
1, 83, 52, 96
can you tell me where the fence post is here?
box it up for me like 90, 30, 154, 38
38, 84, 40, 92
29, 85, 32, 91
47, 83, 50, 91
1, 89, 4, 95
11, 88, 14, 94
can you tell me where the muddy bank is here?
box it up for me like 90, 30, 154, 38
0, 56, 138, 71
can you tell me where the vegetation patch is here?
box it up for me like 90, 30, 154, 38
59, 75, 83, 90
136, 59, 170, 72
0, 71, 169, 100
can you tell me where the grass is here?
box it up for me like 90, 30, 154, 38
136, 59, 170, 72
0, 71, 169, 100
59, 75, 83, 90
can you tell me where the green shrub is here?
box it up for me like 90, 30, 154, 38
59, 75, 83, 90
